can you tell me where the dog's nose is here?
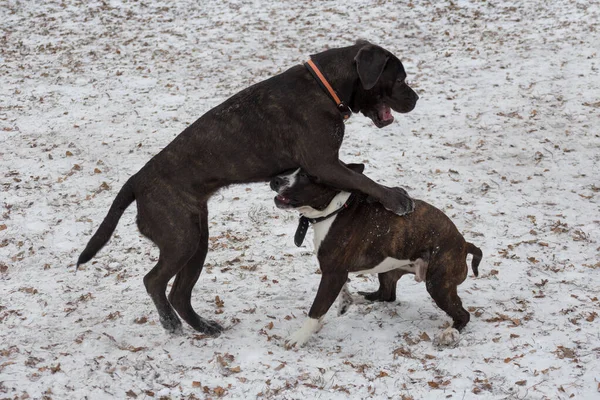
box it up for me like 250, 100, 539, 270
270, 177, 283, 192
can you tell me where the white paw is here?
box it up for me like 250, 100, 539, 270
285, 318, 322, 349
434, 327, 460, 347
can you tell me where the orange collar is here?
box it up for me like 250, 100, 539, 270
305, 59, 352, 120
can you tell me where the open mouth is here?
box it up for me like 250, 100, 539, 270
376, 104, 394, 126
370, 103, 394, 128
274, 194, 293, 209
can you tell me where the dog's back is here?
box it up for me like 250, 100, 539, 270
319, 197, 477, 268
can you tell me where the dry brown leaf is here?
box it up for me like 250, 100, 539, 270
392, 346, 414, 359
555, 346, 576, 359
586, 312, 598, 322
274, 363, 285, 371
19, 287, 38, 295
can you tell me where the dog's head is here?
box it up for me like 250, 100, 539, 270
353, 41, 419, 128
270, 164, 365, 213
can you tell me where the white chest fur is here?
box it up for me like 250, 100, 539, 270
312, 216, 337, 253
299, 191, 351, 253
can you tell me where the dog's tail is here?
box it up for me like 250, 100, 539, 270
77, 178, 136, 268
466, 242, 482, 277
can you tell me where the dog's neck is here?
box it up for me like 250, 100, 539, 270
298, 191, 351, 220
310, 45, 361, 111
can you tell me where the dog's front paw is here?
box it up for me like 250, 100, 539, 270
434, 327, 460, 347
285, 333, 309, 349
382, 187, 414, 216
284, 318, 322, 349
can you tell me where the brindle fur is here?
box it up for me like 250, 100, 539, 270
271, 164, 482, 333
77, 41, 419, 335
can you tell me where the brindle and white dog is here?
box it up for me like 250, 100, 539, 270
270, 164, 482, 348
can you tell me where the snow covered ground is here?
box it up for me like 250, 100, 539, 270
1, 0, 599, 398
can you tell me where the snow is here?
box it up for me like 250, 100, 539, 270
1, 0, 599, 399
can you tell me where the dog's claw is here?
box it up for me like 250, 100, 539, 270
284, 335, 304, 349
285, 318, 322, 348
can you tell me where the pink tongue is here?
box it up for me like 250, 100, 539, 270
379, 105, 393, 121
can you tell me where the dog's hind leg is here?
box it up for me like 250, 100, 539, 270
140, 205, 202, 334
426, 270, 470, 346
168, 204, 222, 335
144, 252, 194, 334
358, 270, 406, 302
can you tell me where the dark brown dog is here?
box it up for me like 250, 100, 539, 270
77, 40, 419, 335
270, 164, 482, 347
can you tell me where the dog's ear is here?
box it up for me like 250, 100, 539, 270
347, 163, 365, 174
355, 45, 389, 90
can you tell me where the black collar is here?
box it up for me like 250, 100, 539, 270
304, 59, 353, 121
294, 193, 355, 247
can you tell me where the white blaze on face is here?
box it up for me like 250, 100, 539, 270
277, 168, 301, 193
